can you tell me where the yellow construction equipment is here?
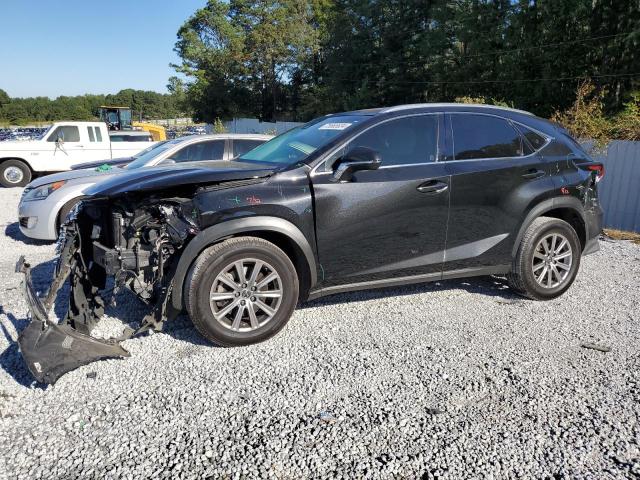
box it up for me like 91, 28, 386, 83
131, 122, 166, 141
97, 106, 167, 141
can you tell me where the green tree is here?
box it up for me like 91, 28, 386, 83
167, 76, 190, 116
173, 0, 320, 122
0, 88, 9, 106
298, 0, 639, 119
0, 89, 187, 124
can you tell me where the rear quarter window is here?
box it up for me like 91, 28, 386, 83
514, 123, 548, 152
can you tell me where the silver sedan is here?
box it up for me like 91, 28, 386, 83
18, 133, 272, 240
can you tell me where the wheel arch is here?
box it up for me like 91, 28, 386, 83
171, 216, 317, 311
512, 197, 587, 257
0, 157, 34, 174
55, 196, 85, 232
0, 156, 32, 167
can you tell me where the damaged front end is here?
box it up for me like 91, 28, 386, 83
18, 197, 199, 384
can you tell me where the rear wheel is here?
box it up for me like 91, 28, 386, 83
508, 216, 581, 300
0, 159, 31, 188
185, 236, 299, 346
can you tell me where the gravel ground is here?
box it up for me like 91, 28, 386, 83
0, 187, 638, 479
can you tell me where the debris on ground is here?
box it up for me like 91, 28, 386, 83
581, 342, 612, 353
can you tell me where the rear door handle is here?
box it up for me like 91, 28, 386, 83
522, 169, 545, 179
417, 180, 448, 194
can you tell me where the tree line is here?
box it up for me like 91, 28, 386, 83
172, 0, 639, 126
2, 0, 638, 132
0, 88, 187, 125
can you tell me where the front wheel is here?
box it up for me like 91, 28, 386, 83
185, 236, 299, 347
0, 159, 32, 188
508, 217, 582, 300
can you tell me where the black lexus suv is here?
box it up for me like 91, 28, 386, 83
18, 103, 604, 383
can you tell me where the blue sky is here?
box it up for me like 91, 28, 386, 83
0, 0, 205, 98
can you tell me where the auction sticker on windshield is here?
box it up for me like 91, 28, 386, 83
319, 123, 352, 130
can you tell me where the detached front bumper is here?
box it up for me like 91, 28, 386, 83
17, 257, 129, 384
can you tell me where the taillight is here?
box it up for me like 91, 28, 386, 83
586, 163, 605, 182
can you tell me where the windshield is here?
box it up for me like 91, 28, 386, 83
239, 115, 368, 165
125, 139, 181, 169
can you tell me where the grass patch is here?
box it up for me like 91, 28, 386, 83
604, 228, 640, 245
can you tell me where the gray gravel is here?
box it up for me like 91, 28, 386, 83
0, 187, 639, 479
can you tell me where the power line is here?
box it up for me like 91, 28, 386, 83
327, 72, 640, 86
322, 31, 637, 69
439, 32, 636, 61
348, 2, 532, 41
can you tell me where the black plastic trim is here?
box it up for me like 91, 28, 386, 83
307, 265, 510, 300
583, 237, 600, 256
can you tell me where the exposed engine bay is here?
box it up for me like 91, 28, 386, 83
18, 197, 200, 384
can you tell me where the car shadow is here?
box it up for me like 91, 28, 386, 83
0, 266, 520, 387
0, 306, 47, 389
4, 221, 54, 246
300, 275, 522, 309
0, 257, 213, 387
0, 259, 60, 388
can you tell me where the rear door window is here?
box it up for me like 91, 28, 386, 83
170, 140, 225, 162
448, 114, 523, 160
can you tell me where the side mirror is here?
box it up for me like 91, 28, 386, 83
332, 146, 381, 182
158, 158, 176, 166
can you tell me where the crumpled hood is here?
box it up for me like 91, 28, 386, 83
26, 167, 122, 189
85, 160, 277, 197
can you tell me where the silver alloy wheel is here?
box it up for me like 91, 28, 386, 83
209, 258, 283, 332
3, 166, 24, 184
532, 233, 573, 288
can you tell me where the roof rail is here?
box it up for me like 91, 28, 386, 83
381, 103, 534, 116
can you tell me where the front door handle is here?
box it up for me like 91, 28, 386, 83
522, 169, 545, 179
417, 180, 448, 194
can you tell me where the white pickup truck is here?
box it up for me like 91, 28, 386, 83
0, 121, 156, 187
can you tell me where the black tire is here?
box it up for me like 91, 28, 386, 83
507, 216, 582, 300
185, 236, 299, 347
0, 159, 32, 188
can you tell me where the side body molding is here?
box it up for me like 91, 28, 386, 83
511, 196, 587, 257
170, 216, 318, 310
